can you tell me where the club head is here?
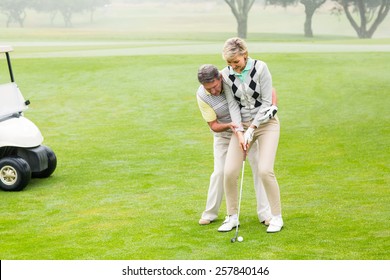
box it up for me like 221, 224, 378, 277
231, 237, 236, 243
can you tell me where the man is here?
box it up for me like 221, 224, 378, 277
196, 64, 274, 231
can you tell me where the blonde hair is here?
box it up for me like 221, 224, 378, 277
222, 37, 248, 61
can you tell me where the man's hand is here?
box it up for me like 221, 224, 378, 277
228, 122, 239, 131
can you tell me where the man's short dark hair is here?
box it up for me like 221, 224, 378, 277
197, 64, 220, 84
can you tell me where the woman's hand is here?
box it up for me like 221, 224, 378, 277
244, 127, 254, 147
237, 131, 247, 153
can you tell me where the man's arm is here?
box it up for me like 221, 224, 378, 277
272, 87, 277, 106
197, 93, 237, 133
207, 120, 238, 133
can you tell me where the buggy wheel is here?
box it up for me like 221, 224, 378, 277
0, 157, 31, 191
32, 145, 57, 178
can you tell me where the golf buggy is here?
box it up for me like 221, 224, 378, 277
0, 46, 56, 191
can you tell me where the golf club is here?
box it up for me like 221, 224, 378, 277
231, 152, 246, 243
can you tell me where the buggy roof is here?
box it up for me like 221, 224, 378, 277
0, 46, 13, 53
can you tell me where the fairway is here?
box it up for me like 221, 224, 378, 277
0, 46, 388, 260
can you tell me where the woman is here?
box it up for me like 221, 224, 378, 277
219, 37, 283, 233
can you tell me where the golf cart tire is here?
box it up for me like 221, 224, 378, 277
0, 156, 31, 191
32, 145, 57, 178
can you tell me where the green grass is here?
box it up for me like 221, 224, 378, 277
0, 49, 388, 260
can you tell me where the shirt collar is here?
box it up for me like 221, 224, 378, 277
202, 86, 224, 96
229, 57, 253, 76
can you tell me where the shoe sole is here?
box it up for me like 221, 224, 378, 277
267, 226, 283, 233
217, 224, 240, 232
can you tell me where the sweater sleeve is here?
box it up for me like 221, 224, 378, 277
252, 62, 273, 128
222, 79, 244, 132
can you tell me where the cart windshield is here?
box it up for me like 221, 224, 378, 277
0, 83, 28, 120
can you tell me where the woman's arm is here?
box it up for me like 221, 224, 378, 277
222, 79, 243, 133
222, 79, 247, 151
251, 61, 273, 128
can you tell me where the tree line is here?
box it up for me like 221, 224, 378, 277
0, 0, 110, 27
1, 0, 389, 39
228, 0, 389, 39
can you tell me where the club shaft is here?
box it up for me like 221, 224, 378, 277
233, 159, 245, 240
238, 160, 245, 218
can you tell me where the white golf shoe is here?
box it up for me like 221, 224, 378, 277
267, 216, 283, 233
218, 215, 239, 232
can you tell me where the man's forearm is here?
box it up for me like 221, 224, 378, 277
208, 121, 233, 133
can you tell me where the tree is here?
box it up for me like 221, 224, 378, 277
224, 0, 256, 38
89, 0, 111, 23
32, 0, 110, 27
266, 0, 326, 37
333, 0, 390, 38
0, 0, 29, 27
301, 0, 327, 37
33, 0, 87, 27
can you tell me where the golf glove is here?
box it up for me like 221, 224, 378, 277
244, 127, 254, 146
257, 105, 278, 124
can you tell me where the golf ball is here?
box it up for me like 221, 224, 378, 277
237, 236, 243, 242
